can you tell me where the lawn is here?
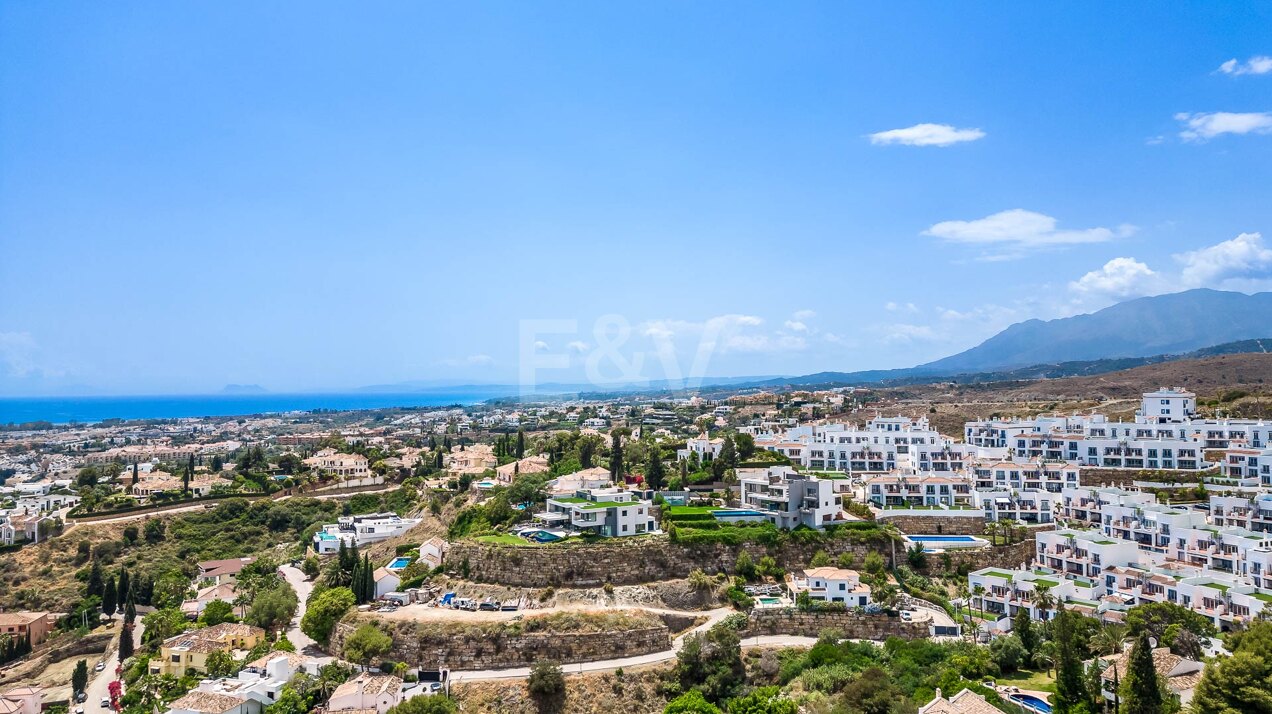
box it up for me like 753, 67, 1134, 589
994, 668, 1057, 694
474, 534, 538, 546
666, 505, 720, 516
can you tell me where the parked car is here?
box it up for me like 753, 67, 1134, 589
101, 696, 111, 707
478, 599, 500, 611
429, 682, 443, 692
900, 611, 913, 621
94, 662, 105, 672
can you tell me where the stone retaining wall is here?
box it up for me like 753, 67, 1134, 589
331, 618, 670, 670
876, 513, 986, 536
744, 609, 928, 640
448, 534, 1038, 586
447, 536, 900, 588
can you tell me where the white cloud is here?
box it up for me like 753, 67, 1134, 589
1069, 257, 1164, 299
533, 340, 549, 351
868, 123, 985, 147
1218, 56, 1272, 76
1175, 111, 1272, 141
885, 301, 918, 313
442, 353, 495, 367
792, 309, 816, 320
724, 334, 807, 353
566, 340, 589, 353
783, 320, 808, 332
924, 209, 1135, 255
1175, 232, 1272, 287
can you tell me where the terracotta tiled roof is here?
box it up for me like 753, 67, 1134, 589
168, 690, 248, 714
919, 688, 1002, 714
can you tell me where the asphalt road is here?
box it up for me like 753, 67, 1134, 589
81, 620, 142, 713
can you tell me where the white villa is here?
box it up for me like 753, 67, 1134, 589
538, 487, 657, 538
738, 466, 844, 529
312, 513, 422, 554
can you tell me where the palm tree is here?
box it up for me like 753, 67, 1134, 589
972, 584, 987, 622
1034, 639, 1058, 677
1090, 623, 1128, 656
1033, 583, 1056, 621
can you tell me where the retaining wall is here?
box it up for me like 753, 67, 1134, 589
876, 512, 986, 536
743, 609, 928, 640
332, 617, 670, 670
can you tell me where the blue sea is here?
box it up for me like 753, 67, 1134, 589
0, 390, 519, 425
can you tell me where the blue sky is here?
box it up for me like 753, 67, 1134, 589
2, 2, 1271, 395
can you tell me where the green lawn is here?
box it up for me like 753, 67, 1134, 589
474, 534, 538, 546
994, 668, 1057, 694
666, 505, 719, 516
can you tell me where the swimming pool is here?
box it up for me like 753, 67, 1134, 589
525, 530, 564, 543
713, 509, 764, 516
388, 557, 412, 570
904, 535, 989, 550
1009, 694, 1052, 713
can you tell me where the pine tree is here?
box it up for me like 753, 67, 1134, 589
1120, 631, 1164, 714
362, 555, 375, 602
102, 575, 117, 618
719, 435, 737, 469
87, 561, 104, 598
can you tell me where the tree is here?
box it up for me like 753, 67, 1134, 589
516, 429, 526, 459
301, 587, 355, 645
990, 634, 1028, 673
102, 575, 117, 618
72, 659, 89, 695
664, 690, 721, 714
1191, 619, 1272, 714
118, 624, 134, 660
734, 551, 757, 581
205, 649, 237, 678
200, 599, 237, 626
839, 666, 904, 714
344, 623, 393, 671
675, 623, 744, 703
387, 697, 459, 714
1092, 623, 1129, 656
646, 450, 666, 491
117, 568, 131, 607
1014, 604, 1038, 658
263, 686, 309, 714
132, 462, 139, 486
718, 436, 736, 469
87, 561, 104, 598
1120, 631, 1165, 714
1126, 602, 1216, 645
142, 608, 191, 646
144, 517, 165, 543
608, 429, 625, 480
528, 660, 566, 711
734, 433, 755, 460
1052, 607, 1091, 714
248, 586, 299, 635
809, 550, 832, 568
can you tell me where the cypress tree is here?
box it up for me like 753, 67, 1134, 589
351, 559, 363, 603
516, 429, 526, 459
124, 592, 136, 625
87, 561, 104, 598
609, 431, 623, 480
131, 462, 139, 486
646, 451, 666, 491
1121, 631, 1164, 714
1014, 603, 1038, 657
1051, 607, 1088, 714
118, 624, 134, 660
102, 575, 117, 618
117, 568, 130, 608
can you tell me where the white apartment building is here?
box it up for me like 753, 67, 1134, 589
1100, 501, 1210, 555
1059, 486, 1156, 529
973, 488, 1055, 525
302, 450, 370, 478
971, 459, 1081, 493
738, 466, 844, 529
1035, 529, 1142, 579
759, 417, 993, 475
1211, 492, 1272, 533
865, 473, 973, 509
789, 567, 871, 606
540, 487, 656, 537
968, 567, 1102, 620
312, 513, 422, 554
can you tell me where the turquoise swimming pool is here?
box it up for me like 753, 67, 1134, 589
388, 557, 412, 569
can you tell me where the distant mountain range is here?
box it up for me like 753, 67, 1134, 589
745, 289, 1272, 390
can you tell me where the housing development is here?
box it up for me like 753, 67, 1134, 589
4, 376, 1272, 714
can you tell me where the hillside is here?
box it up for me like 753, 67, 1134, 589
921, 289, 1272, 373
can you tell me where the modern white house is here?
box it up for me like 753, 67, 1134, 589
312, 513, 422, 554
738, 466, 844, 529
865, 474, 973, 509
166, 651, 320, 714
789, 567, 871, 607
539, 487, 657, 537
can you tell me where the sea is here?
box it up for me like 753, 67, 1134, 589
0, 389, 520, 425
